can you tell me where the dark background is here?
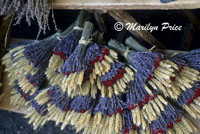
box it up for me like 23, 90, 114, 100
11, 9, 200, 50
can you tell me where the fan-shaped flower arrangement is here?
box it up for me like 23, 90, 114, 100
2, 11, 200, 134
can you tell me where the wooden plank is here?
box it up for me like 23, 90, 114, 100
0, 16, 13, 96
0, 16, 13, 48
108, 10, 166, 49
94, 11, 109, 33
183, 10, 200, 31
53, 0, 200, 10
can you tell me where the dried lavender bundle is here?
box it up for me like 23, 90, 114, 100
85, 43, 118, 77
48, 85, 71, 113
116, 40, 200, 100
69, 94, 95, 123
2, 32, 60, 76
46, 83, 127, 133
162, 55, 200, 119
46, 85, 97, 131
126, 40, 200, 121
100, 61, 134, 98
69, 94, 126, 134
47, 35, 102, 98
175, 48, 200, 71
19, 70, 47, 95
150, 106, 197, 134
47, 85, 73, 127
2, 40, 41, 109
2, 40, 38, 108
93, 95, 126, 134
2, 32, 61, 95
46, 11, 88, 90
82, 43, 118, 98
108, 39, 198, 133
60, 22, 93, 95
46, 24, 78, 86
176, 83, 200, 119
2, 40, 38, 85
10, 80, 34, 108
121, 109, 141, 134
42, 85, 96, 131
127, 41, 200, 103
0, 0, 53, 34
25, 87, 51, 130
94, 95, 125, 116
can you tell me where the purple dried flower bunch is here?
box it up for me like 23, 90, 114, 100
2, 32, 60, 96
67, 38, 134, 98
24, 86, 51, 130
2, 11, 200, 134
2, 40, 38, 83
169, 52, 200, 119
2, 33, 62, 130
82, 43, 123, 98
56, 21, 123, 98
2, 32, 61, 124
157, 55, 200, 119
46, 85, 129, 133
46, 11, 88, 92
58, 22, 94, 96
2, 40, 38, 108
46, 28, 80, 84
10, 80, 34, 108
91, 94, 127, 134
0, 0, 54, 34
108, 39, 199, 133
100, 61, 134, 98
175, 48, 200, 71
44, 85, 96, 131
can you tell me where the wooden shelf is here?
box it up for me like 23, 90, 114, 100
53, 0, 200, 10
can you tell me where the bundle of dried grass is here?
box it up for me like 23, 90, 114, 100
0, 0, 56, 37
1, 12, 200, 134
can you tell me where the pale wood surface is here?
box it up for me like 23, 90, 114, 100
53, 0, 200, 10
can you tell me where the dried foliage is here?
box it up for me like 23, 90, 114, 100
0, 0, 54, 35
